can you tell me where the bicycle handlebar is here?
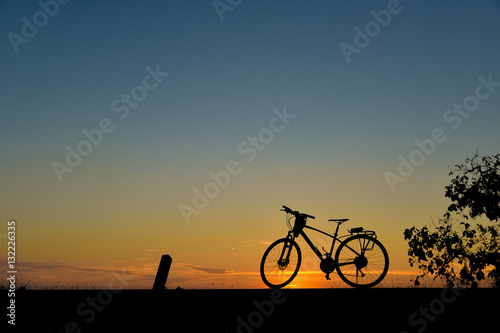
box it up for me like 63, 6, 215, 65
281, 205, 315, 219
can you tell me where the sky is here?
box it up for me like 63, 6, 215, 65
1, 0, 499, 289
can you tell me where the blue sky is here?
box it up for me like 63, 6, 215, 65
1, 0, 499, 288
2, 0, 499, 167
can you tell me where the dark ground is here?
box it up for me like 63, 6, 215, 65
8, 288, 500, 332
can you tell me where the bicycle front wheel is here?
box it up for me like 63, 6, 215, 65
335, 234, 389, 288
260, 238, 302, 289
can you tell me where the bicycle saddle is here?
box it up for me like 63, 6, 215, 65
328, 218, 349, 223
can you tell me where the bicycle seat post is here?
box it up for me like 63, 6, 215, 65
333, 221, 342, 238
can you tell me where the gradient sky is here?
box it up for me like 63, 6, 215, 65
1, 0, 499, 289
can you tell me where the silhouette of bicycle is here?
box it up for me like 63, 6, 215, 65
260, 205, 389, 288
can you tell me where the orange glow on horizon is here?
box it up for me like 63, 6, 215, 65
3, 256, 420, 289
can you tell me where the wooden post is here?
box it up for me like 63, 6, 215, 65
153, 254, 172, 291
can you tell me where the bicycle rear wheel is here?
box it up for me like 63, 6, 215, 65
335, 234, 389, 288
260, 238, 301, 289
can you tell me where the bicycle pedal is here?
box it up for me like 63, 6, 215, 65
325, 273, 331, 281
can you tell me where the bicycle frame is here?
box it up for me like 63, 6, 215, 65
283, 221, 342, 261
299, 224, 341, 260
287, 222, 365, 265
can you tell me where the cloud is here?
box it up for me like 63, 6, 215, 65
231, 239, 272, 251
0, 260, 135, 275
179, 263, 233, 275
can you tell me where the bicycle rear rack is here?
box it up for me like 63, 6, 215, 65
348, 227, 377, 251
348, 227, 376, 237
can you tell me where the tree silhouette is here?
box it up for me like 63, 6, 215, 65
445, 151, 500, 221
404, 152, 500, 287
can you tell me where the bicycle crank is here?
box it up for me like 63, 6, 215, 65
320, 258, 336, 280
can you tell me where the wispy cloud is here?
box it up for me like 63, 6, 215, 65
178, 263, 233, 275
0, 260, 135, 275
243, 239, 272, 246
231, 239, 272, 251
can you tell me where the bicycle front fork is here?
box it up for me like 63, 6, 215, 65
278, 232, 295, 267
